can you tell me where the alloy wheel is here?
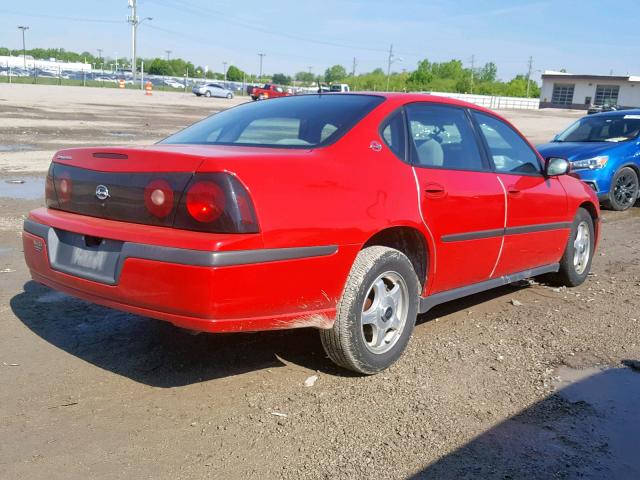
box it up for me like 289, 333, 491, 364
613, 172, 638, 208
360, 271, 409, 354
573, 220, 591, 275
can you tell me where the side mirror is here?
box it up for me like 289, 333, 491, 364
545, 157, 570, 176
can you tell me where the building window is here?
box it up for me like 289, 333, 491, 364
594, 85, 620, 106
551, 84, 575, 105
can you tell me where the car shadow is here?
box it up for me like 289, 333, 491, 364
410, 363, 640, 479
417, 282, 527, 325
10, 281, 351, 388
11, 280, 532, 388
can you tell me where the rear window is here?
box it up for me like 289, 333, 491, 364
161, 94, 385, 148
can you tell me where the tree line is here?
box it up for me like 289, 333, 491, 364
0, 46, 540, 97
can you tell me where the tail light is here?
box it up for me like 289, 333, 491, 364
46, 162, 259, 235
144, 179, 174, 218
45, 164, 58, 208
185, 181, 226, 223
57, 174, 72, 203
174, 173, 259, 233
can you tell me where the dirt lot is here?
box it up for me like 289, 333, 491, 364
1, 84, 639, 479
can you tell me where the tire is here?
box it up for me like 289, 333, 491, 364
605, 167, 638, 211
551, 207, 595, 287
226, 93, 233, 99
204, 90, 212, 98
258, 94, 266, 100
320, 246, 420, 374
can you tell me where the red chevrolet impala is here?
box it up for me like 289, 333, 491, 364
23, 93, 600, 373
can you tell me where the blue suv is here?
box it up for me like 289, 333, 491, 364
538, 110, 640, 210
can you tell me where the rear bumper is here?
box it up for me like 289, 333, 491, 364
23, 212, 355, 333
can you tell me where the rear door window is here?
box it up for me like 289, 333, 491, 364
405, 104, 486, 171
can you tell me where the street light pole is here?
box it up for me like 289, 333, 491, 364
258, 53, 265, 81
128, 0, 152, 82
223, 61, 227, 82
17, 26, 29, 69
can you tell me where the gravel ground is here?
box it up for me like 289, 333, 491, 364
0, 84, 638, 479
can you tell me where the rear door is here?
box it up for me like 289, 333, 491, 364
406, 103, 505, 294
471, 111, 569, 276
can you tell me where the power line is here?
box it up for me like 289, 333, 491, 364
145, 0, 390, 54
0, 9, 122, 23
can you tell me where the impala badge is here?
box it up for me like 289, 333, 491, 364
95, 185, 110, 201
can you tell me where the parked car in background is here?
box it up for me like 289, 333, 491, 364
330, 83, 351, 92
587, 103, 622, 115
250, 83, 291, 100
317, 83, 351, 93
164, 79, 184, 89
538, 110, 640, 210
24, 93, 599, 374
192, 83, 234, 99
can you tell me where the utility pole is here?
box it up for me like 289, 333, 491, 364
128, 0, 152, 81
18, 26, 29, 69
165, 50, 172, 62
470, 54, 475, 94
223, 61, 227, 82
526, 55, 533, 97
386, 45, 402, 91
258, 53, 265, 81
352, 57, 357, 77
386, 44, 394, 91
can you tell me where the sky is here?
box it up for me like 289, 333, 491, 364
1, 0, 639, 81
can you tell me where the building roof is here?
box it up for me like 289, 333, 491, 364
541, 71, 640, 82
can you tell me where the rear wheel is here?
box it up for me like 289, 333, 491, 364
320, 246, 419, 374
226, 93, 233, 99
605, 167, 638, 211
551, 207, 595, 287
204, 90, 212, 98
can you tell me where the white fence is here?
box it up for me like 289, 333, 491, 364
423, 91, 540, 110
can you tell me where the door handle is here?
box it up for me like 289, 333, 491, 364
507, 185, 521, 196
424, 183, 446, 198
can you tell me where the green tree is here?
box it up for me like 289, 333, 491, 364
479, 62, 497, 82
324, 64, 347, 83
148, 58, 172, 76
226, 65, 245, 81
272, 73, 292, 85
294, 71, 315, 83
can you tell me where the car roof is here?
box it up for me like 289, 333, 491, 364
314, 92, 498, 116
590, 108, 640, 118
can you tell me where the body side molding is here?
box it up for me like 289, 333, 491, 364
419, 263, 560, 313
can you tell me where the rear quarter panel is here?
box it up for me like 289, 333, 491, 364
195, 101, 428, 308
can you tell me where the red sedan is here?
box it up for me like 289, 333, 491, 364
23, 93, 600, 374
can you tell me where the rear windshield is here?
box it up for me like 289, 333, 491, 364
161, 94, 384, 148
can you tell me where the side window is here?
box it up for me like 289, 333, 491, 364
473, 112, 541, 175
380, 110, 406, 161
405, 104, 485, 171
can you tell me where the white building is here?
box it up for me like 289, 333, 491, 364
0, 55, 91, 72
540, 70, 640, 110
